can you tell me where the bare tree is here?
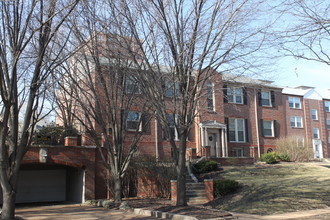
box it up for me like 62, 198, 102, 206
114, 0, 275, 206
280, 1, 330, 65
51, 60, 78, 134
59, 1, 152, 203
0, 0, 78, 219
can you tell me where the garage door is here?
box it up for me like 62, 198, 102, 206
16, 169, 66, 203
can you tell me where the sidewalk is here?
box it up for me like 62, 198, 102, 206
16, 204, 159, 220
233, 207, 330, 220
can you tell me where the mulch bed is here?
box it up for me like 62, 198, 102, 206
125, 198, 233, 219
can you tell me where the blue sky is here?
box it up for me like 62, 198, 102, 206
273, 57, 330, 89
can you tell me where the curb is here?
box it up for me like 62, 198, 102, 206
133, 208, 232, 220
134, 208, 199, 220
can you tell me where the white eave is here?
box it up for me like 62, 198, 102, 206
282, 88, 310, 96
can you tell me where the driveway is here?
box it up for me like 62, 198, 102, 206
16, 204, 158, 220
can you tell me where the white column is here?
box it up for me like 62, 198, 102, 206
224, 128, 228, 157
221, 129, 225, 157
216, 131, 221, 158
201, 127, 204, 146
155, 117, 159, 162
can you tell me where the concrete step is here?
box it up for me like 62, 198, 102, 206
185, 176, 195, 183
186, 183, 205, 190
187, 197, 207, 204
186, 190, 206, 197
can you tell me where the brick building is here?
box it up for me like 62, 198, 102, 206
70, 72, 330, 161
282, 86, 330, 159
20, 33, 330, 204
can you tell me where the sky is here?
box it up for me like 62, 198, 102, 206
273, 57, 330, 90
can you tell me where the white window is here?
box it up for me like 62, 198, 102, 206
288, 97, 301, 109
313, 128, 319, 139
227, 87, 243, 104
262, 120, 274, 137
328, 137, 330, 146
290, 116, 303, 128
232, 148, 244, 157
165, 114, 178, 140
325, 101, 330, 112
296, 136, 305, 146
206, 81, 214, 111
125, 76, 141, 94
261, 91, 271, 107
126, 111, 141, 131
327, 119, 330, 130
228, 118, 245, 142
312, 109, 318, 120
165, 81, 180, 97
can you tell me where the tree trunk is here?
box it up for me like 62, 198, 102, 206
176, 136, 187, 206
1, 189, 16, 220
113, 175, 122, 204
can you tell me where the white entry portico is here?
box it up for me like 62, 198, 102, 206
199, 120, 228, 157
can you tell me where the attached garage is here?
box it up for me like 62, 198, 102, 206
16, 169, 66, 203
10, 165, 85, 204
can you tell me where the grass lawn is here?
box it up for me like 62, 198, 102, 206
213, 162, 330, 215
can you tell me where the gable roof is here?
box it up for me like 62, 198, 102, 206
223, 74, 282, 90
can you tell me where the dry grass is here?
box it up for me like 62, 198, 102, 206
210, 162, 330, 215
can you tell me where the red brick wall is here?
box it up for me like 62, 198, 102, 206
283, 95, 306, 139
224, 87, 285, 157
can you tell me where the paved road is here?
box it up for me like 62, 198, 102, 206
16, 204, 159, 220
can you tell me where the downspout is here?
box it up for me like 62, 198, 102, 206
254, 88, 261, 158
155, 117, 159, 162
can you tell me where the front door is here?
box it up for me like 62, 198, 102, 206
315, 144, 321, 158
313, 139, 323, 159
208, 133, 217, 157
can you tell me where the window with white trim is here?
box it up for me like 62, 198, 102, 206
228, 118, 245, 142
125, 76, 141, 94
262, 120, 274, 137
328, 137, 330, 146
325, 101, 330, 112
232, 148, 244, 157
312, 109, 318, 120
261, 91, 271, 107
126, 111, 141, 131
313, 128, 320, 139
327, 119, 330, 130
296, 136, 305, 147
165, 113, 178, 140
206, 81, 214, 111
165, 81, 180, 97
227, 87, 243, 104
288, 97, 301, 109
290, 116, 303, 128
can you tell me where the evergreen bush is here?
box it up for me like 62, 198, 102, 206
193, 160, 218, 174
260, 152, 278, 164
214, 179, 240, 197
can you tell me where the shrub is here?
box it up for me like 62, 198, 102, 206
193, 160, 218, 174
276, 137, 314, 162
34, 125, 79, 145
214, 179, 240, 197
260, 152, 278, 164
278, 152, 290, 162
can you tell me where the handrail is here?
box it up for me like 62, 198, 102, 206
186, 160, 199, 183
